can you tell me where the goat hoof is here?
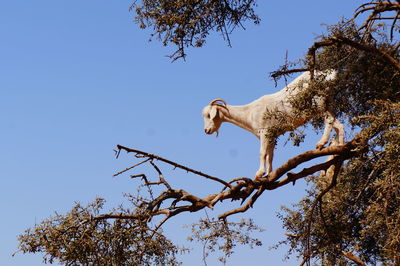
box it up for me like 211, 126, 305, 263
255, 170, 265, 179
316, 144, 324, 150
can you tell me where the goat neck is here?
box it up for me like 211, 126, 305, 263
219, 104, 255, 135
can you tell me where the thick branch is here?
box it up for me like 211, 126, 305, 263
267, 155, 345, 189
205, 140, 359, 220
263, 139, 359, 184
354, 1, 400, 22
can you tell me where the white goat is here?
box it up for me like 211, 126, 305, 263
202, 70, 344, 178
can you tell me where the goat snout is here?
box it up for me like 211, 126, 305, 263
204, 128, 211, 134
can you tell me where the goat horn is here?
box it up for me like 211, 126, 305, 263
209, 98, 227, 106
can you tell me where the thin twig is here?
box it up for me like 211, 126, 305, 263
270, 68, 309, 79
113, 158, 151, 177
150, 160, 172, 190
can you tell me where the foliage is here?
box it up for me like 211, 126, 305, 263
188, 217, 263, 264
17, 197, 185, 265
278, 100, 400, 265
131, 0, 259, 60
275, 11, 400, 266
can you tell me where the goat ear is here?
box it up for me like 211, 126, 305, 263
210, 106, 219, 120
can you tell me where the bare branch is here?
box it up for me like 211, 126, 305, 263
116, 145, 232, 188
341, 249, 366, 266
299, 256, 309, 266
218, 185, 265, 219
267, 155, 346, 189
264, 139, 361, 184
270, 68, 309, 79
149, 160, 172, 190
390, 11, 400, 40
113, 158, 151, 177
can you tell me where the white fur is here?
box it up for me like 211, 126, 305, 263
202, 71, 344, 178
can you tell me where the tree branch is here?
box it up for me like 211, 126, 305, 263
106, 138, 363, 225
113, 158, 151, 177
308, 36, 400, 73
263, 139, 360, 184
341, 249, 366, 266
270, 68, 309, 79
116, 145, 232, 188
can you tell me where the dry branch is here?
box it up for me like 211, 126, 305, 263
98, 138, 363, 226
341, 249, 367, 266
116, 145, 232, 188
270, 68, 309, 79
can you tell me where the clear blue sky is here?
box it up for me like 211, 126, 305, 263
1, 1, 360, 265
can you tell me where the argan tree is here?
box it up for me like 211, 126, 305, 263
17, 1, 399, 265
